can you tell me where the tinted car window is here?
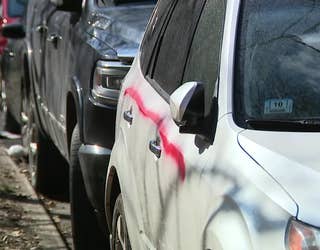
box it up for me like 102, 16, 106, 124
151, 0, 206, 95
140, 0, 176, 75
235, 0, 320, 128
8, 0, 27, 17
97, 0, 156, 7
183, 0, 226, 114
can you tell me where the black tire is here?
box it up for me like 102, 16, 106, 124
28, 108, 69, 200
112, 194, 131, 250
70, 125, 108, 250
4, 110, 20, 134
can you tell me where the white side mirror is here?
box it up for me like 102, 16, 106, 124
169, 81, 199, 125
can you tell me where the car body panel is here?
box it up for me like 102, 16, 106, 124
238, 130, 320, 227
109, 56, 296, 250
28, 0, 154, 155
26, 0, 155, 234
107, 0, 319, 249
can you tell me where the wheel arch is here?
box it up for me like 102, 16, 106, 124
105, 165, 121, 232
22, 54, 31, 97
202, 196, 255, 250
67, 76, 84, 155
67, 93, 77, 155
22, 38, 32, 99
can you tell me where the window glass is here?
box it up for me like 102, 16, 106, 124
140, 0, 176, 75
97, 0, 156, 7
8, 0, 27, 17
235, 0, 320, 128
183, 0, 226, 113
151, 0, 206, 95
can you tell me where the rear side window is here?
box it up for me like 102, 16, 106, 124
149, 0, 207, 95
8, 0, 27, 17
183, 0, 226, 114
140, 0, 176, 75
141, 0, 226, 101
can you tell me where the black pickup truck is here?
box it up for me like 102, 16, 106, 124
10, 0, 155, 248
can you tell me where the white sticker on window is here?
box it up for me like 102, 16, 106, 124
264, 98, 293, 114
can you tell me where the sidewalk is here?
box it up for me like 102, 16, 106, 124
0, 147, 68, 249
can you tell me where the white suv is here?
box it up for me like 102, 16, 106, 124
105, 0, 320, 249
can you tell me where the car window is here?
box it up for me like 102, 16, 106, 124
234, 0, 320, 128
140, 0, 175, 75
96, 0, 155, 7
150, 0, 206, 95
8, 0, 27, 18
183, 0, 226, 114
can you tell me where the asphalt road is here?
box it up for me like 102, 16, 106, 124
0, 111, 73, 249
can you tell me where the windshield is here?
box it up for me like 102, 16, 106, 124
234, 0, 320, 130
8, 0, 27, 18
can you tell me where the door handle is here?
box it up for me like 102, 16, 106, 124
4, 48, 15, 57
8, 51, 15, 57
47, 33, 62, 43
123, 109, 133, 125
35, 24, 48, 33
149, 139, 161, 158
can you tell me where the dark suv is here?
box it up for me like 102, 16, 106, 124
22, 0, 155, 248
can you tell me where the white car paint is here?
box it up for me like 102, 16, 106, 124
238, 130, 320, 227
106, 0, 320, 249
109, 56, 297, 249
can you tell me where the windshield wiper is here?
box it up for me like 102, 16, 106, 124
245, 119, 320, 132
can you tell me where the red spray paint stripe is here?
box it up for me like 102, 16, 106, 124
124, 87, 186, 181
125, 87, 162, 125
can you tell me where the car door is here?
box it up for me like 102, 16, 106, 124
116, 1, 180, 247
44, 7, 73, 153
28, 0, 54, 132
121, 0, 227, 248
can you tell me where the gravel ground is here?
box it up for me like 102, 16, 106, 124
0, 147, 68, 249
0, 150, 40, 249
0, 111, 73, 249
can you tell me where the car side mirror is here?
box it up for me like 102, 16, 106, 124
2, 23, 25, 39
50, 0, 82, 12
170, 81, 218, 143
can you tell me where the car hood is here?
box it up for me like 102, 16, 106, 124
86, 5, 154, 58
238, 130, 320, 227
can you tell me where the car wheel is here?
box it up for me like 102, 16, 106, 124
70, 125, 108, 250
112, 194, 131, 250
27, 108, 69, 200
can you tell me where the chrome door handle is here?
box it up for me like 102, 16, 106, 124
149, 139, 161, 158
8, 51, 15, 57
4, 48, 14, 57
123, 109, 133, 124
47, 33, 62, 43
36, 24, 48, 33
